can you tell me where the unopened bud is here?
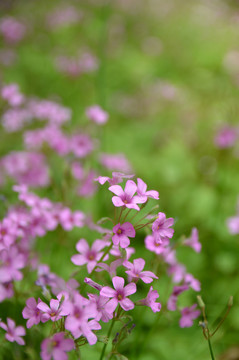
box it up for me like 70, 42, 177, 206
228, 296, 233, 307
197, 295, 205, 309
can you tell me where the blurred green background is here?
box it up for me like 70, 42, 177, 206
0, 0, 239, 359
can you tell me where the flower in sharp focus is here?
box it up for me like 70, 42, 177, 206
41, 332, 74, 360
179, 304, 201, 328
136, 178, 159, 201
112, 222, 136, 248
152, 212, 174, 240
37, 298, 70, 322
0, 318, 25, 345
71, 239, 109, 273
137, 286, 161, 312
100, 276, 136, 313
109, 180, 145, 211
123, 258, 158, 283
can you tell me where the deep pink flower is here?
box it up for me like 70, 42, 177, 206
112, 222, 136, 248
71, 239, 109, 273
109, 180, 145, 211
41, 332, 74, 360
0, 318, 25, 345
183, 228, 201, 252
152, 212, 174, 240
179, 304, 200, 328
137, 286, 161, 312
22, 297, 44, 328
136, 178, 159, 202
86, 105, 108, 125
123, 258, 158, 283
100, 276, 136, 313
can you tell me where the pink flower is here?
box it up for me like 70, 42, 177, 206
184, 274, 201, 292
109, 180, 145, 211
37, 299, 69, 322
70, 134, 94, 158
41, 332, 74, 360
71, 239, 109, 273
59, 208, 84, 230
136, 178, 159, 201
179, 304, 200, 328
100, 153, 132, 173
167, 285, 189, 311
112, 222, 136, 248
137, 286, 161, 312
95, 172, 134, 186
95, 259, 123, 278
1, 83, 24, 106
0, 17, 26, 44
145, 234, 169, 255
152, 212, 174, 240
86, 105, 108, 125
0, 318, 25, 345
183, 228, 201, 252
64, 293, 98, 345
227, 216, 239, 234
22, 297, 44, 328
88, 294, 113, 323
100, 276, 136, 313
215, 126, 237, 148
123, 258, 158, 283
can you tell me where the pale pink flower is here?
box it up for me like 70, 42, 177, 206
37, 299, 70, 322
167, 285, 189, 311
136, 178, 159, 201
86, 105, 108, 125
71, 239, 109, 273
227, 216, 239, 234
70, 134, 94, 158
41, 332, 74, 360
215, 126, 237, 148
0, 318, 25, 345
123, 258, 158, 283
100, 153, 132, 173
22, 297, 44, 328
183, 228, 201, 252
95, 172, 134, 186
184, 274, 201, 292
95, 259, 123, 277
88, 294, 113, 323
109, 180, 145, 211
1, 83, 24, 106
152, 212, 174, 240
100, 276, 136, 313
137, 286, 161, 312
179, 304, 200, 328
0, 17, 26, 44
59, 208, 84, 230
145, 234, 169, 255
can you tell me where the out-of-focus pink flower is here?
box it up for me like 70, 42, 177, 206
184, 274, 201, 292
88, 294, 113, 323
215, 126, 237, 148
145, 234, 169, 255
59, 208, 84, 231
86, 105, 108, 125
0, 318, 25, 345
77, 170, 97, 198
71, 134, 94, 158
183, 228, 201, 252
137, 286, 161, 313
109, 180, 145, 211
41, 332, 74, 360
47, 6, 82, 29
95, 259, 123, 278
0, 17, 26, 44
1, 84, 24, 106
22, 297, 44, 328
123, 258, 158, 283
167, 285, 189, 311
179, 304, 200, 328
71, 239, 109, 273
100, 276, 136, 313
95, 172, 134, 186
2, 152, 49, 187
227, 215, 239, 234
112, 222, 135, 248
100, 153, 132, 173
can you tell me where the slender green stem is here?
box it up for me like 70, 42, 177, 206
207, 337, 215, 360
211, 304, 232, 337
118, 207, 124, 223
121, 208, 131, 223
99, 318, 116, 360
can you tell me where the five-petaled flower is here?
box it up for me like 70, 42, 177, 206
109, 180, 145, 211
112, 222, 136, 248
100, 276, 136, 313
